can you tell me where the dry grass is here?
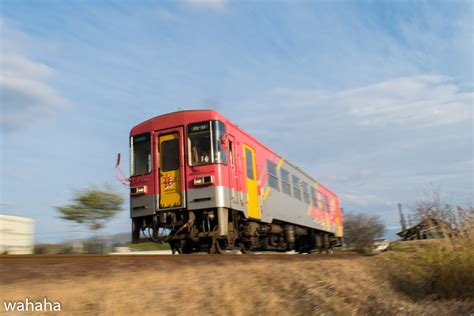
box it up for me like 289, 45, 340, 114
400, 203, 474, 300
2, 253, 473, 315
383, 238, 474, 301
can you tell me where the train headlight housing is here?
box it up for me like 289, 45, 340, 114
131, 185, 147, 196
193, 176, 214, 186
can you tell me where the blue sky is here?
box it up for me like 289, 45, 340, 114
1, 0, 472, 242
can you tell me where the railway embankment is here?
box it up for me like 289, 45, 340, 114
1, 241, 473, 315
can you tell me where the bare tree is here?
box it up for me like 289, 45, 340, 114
412, 184, 473, 244
343, 212, 385, 253
414, 184, 453, 223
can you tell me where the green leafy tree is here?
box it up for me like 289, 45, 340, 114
343, 212, 385, 253
56, 189, 124, 232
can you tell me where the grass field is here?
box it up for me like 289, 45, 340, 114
1, 242, 473, 315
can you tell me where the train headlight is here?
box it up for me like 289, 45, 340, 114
131, 185, 147, 196
193, 176, 214, 186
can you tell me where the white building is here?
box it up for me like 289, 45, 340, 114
373, 238, 390, 253
0, 214, 35, 254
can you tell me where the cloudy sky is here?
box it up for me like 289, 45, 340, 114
1, 0, 472, 242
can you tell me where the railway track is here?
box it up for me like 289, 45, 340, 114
0, 253, 355, 284
0, 252, 353, 262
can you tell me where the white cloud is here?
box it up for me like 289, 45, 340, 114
267, 75, 473, 128
183, 0, 229, 10
0, 24, 70, 133
342, 76, 472, 127
2, 53, 54, 79
339, 192, 396, 208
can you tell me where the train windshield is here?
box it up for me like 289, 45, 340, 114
130, 133, 151, 176
188, 120, 227, 166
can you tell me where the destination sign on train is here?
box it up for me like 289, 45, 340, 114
190, 122, 210, 132
133, 135, 149, 143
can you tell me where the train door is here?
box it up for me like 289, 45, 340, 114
243, 144, 261, 219
157, 128, 185, 209
227, 135, 239, 204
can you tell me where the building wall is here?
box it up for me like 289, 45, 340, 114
0, 214, 35, 254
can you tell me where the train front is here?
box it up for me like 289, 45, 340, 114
129, 111, 230, 253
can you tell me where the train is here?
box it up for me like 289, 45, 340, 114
128, 110, 343, 253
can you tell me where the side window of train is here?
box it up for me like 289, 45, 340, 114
280, 168, 291, 196
301, 182, 310, 204
161, 139, 179, 171
292, 175, 301, 200
267, 160, 279, 190
310, 186, 317, 206
324, 195, 330, 212
245, 148, 254, 180
317, 190, 324, 209
229, 141, 234, 168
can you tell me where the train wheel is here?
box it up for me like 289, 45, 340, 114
239, 241, 254, 254
215, 239, 228, 254
182, 240, 193, 254
170, 239, 193, 254
208, 238, 227, 254
132, 219, 141, 243
170, 240, 188, 254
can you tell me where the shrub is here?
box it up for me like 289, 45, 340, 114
343, 212, 385, 253
429, 244, 474, 298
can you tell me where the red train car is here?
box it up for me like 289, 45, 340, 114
129, 110, 343, 253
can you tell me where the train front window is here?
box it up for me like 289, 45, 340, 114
130, 133, 151, 176
188, 120, 227, 166
212, 120, 227, 165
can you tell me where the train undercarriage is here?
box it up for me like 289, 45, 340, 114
132, 208, 340, 254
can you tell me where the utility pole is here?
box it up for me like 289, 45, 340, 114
398, 203, 407, 231
340, 207, 345, 248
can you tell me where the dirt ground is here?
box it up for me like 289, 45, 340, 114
1, 253, 472, 315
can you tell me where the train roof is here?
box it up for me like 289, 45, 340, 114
130, 109, 224, 135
